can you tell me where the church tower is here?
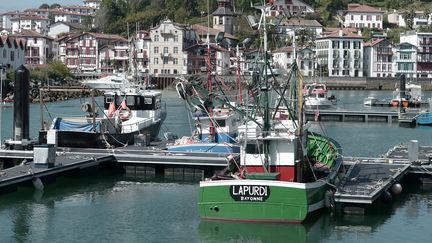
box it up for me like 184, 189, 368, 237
212, 0, 235, 35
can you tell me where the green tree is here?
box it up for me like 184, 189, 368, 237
50, 3, 61, 9
402, 8, 415, 30
186, 0, 199, 16
39, 3, 50, 9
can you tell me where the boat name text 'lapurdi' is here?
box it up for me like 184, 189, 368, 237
230, 185, 271, 202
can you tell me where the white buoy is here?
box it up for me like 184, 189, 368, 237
391, 183, 403, 195
32, 177, 44, 191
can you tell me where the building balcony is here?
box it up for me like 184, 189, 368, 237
343, 64, 350, 68
113, 56, 129, 60
161, 53, 171, 58
160, 29, 173, 35
333, 64, 340, 68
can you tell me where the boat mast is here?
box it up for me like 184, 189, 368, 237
236, 44, 243, 105
207, 0, 215, 141
255, 2, 271, 171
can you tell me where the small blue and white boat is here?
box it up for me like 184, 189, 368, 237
416, 112, 432, 125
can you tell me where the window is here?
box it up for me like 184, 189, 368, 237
219, 17, 223, 25
163, 57, 168, 64
377, 15, 382, 21
154, 47, 159, 54
10, 51, 14, 61
173, 58, 178, 64
174, 35, 178, 42
3, 50, 6, 58
154, 35, 159, 41
163, 47, 168, 53
173, 47, 178, 53
154, 69, 158, 73
351, 15, 353, 21
367, 15, 372, 21
360, 15, 363, 20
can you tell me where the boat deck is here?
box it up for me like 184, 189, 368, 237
335, 162, 410, 204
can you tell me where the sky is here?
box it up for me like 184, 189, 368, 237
0, 0, 83, 13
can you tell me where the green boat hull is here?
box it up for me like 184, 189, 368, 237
198, 180, 329, 223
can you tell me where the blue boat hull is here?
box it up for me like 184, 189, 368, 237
167, 143, 240, 153
416, 112, 432, 125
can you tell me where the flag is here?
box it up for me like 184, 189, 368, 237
108, 102, 116, 118
121, 100, 127, 109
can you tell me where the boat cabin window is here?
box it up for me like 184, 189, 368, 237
318, 93, 325, 98
104, 94, 161, 110
246, 143, 263, 154
215, 119, 226, 127
126, 96, 135, 106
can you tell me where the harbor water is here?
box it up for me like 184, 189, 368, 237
1, 90, 432, 242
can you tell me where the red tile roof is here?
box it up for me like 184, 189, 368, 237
345, 4, 384, 14
319, 28, 363, 39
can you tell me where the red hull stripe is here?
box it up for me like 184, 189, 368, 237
243, 165, 295, 182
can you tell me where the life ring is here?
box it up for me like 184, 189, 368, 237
119, 108, 131, 121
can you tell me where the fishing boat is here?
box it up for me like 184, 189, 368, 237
197, 3, 343, 223
167, 31, 241, 153
81, 73, 128, 92
303, 83, 335, 108
39, 85, 166, 148
390, 83, 422, 108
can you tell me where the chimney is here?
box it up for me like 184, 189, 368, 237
358, 29, 362, 36
339, 29, 343, 37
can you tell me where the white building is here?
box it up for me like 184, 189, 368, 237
10, 15, 50, 35
279, 19, 323, 44
63, 5, 98, 15
0, 35, 26, 70
393, 42, 417, 79
2, 12, 37, 30
400, 32, 432, 78
267, 0, 315, 17
62, 32, 127, 73
83, 0, 102, 9
363, 38, 394, 77
298, 47, 315, 77
343, 4, 384, 29
387, 10, 432, 29
49, 22, 83, 38
52, 10, 94, 25
316, 29, 363, 77
272, 46, 294, 70
134, 30, 151, 74
149, 19, 198, 76
11, 29, 53, 66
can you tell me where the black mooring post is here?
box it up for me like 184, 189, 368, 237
13, 65, 30, 149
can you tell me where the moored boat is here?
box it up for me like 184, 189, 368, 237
303, 83, 335, 108
415, 111, 432, 125
363, 97, 377, 106
39, 86, 166, 148
197, 3, 343, 223
81, 74, 128, 92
